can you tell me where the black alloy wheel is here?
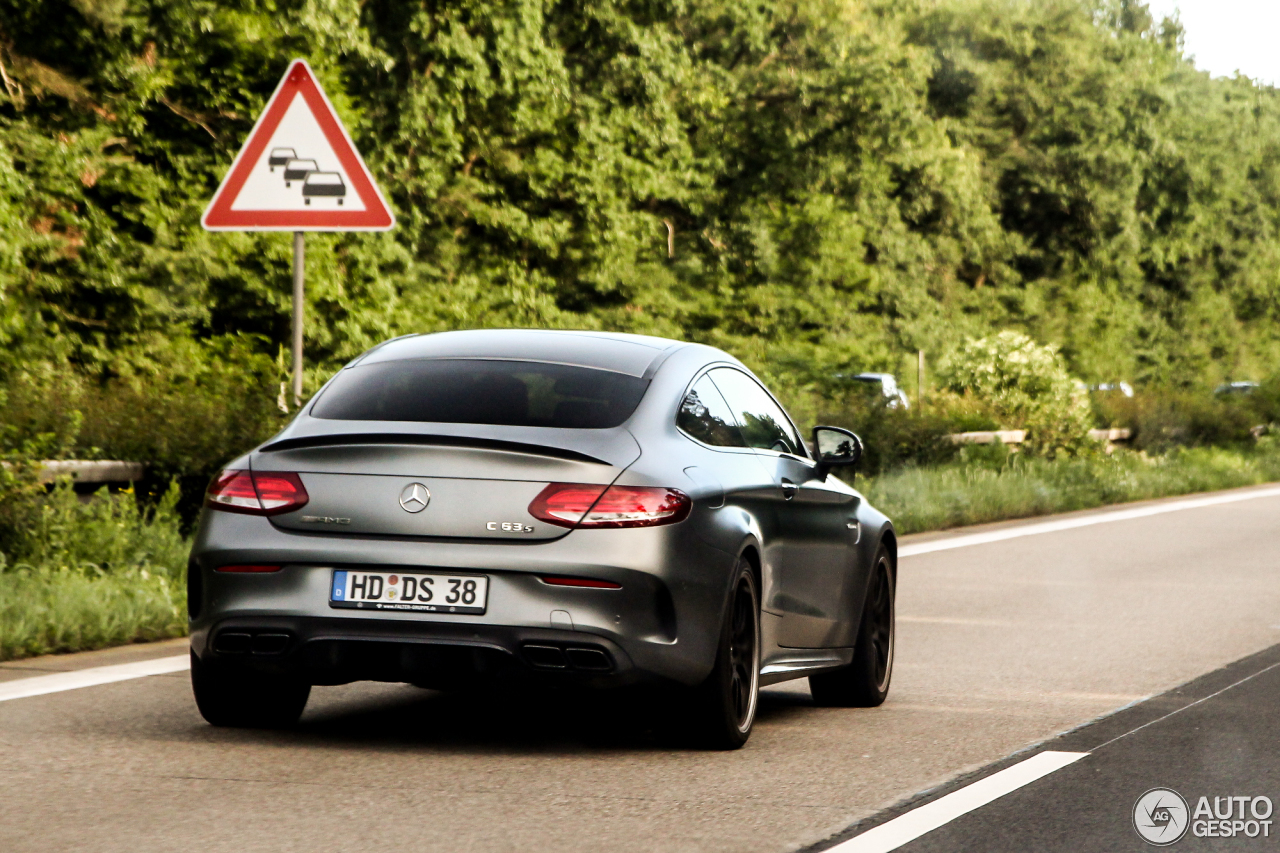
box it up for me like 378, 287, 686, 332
690, 559, 760, 749
809, 546, 895, 707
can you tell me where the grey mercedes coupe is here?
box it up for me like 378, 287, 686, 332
188, 330, 897, 748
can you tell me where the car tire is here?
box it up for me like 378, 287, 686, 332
688, 559, 760, 750
809, 545, 894, 708
190, 652, 311, 728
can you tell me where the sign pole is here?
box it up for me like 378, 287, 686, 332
200, 59, 395, 410
292, 231, 305, 407
917, 349, 925, 413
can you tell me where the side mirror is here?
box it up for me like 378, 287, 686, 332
812, 426, 863, 480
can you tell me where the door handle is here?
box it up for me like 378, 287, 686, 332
780, 479, 798, 500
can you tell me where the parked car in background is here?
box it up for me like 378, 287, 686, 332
189, 330, 897, 749
1089, 382, 1134, 398
1215, 381, 1259, 397
843, 373, 910, 409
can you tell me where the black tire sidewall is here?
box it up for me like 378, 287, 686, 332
809, 545, 895, 707
191, 651, 310, 728
693, 559, 760, 749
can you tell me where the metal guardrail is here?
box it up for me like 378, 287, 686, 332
946, 429, 1027, 445
1, 460, 147, 484
947, 429, 1132, 445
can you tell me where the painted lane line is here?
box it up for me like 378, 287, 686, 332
899, 486, 1280, 557
0, 654, 189, 703
827, 751, 1088, 853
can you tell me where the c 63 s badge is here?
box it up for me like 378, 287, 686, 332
299, 515, 352, 525
487, 522, 534, 533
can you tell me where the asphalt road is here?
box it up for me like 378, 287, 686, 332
819, 644, 1280, 852
3, 483, 1280, 853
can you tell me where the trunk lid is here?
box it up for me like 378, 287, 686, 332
251, 429, 639, 541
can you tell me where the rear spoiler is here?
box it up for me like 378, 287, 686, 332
257, 433, 610, 466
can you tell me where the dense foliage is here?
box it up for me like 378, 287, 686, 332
3, 0, 1280, 480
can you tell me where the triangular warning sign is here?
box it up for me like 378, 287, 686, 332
202, 59, 394, 231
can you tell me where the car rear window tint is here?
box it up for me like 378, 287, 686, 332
311, 358, 649, 429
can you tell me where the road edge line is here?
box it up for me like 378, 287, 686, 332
0, 654, 190, 703
823, 751, 1088, 853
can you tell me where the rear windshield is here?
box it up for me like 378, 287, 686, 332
311, 358, 649, 429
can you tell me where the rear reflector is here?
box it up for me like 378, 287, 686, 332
206, 470, 309, 516
529, 484, 691, 529
215, 564, 283, 573
540, 576, 623, 589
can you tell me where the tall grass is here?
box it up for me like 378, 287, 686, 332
0, 481, 188, 661
863, 440, 1280, 534
0, 569, 186, 660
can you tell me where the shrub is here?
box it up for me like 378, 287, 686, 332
0, 480, 188, 578
1094, 389, 1259, 452
0, 479, 190, 661
940, 331, 1092, 455
863, 438, 1280, 534
817, 395, 959, 475
1, 338, 289, 524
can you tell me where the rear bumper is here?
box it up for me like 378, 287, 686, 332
188, 510, 739, 687
193, 615, 638, 688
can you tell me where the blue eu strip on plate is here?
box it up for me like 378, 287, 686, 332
331, 570, 347, 601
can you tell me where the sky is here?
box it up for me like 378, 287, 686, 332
1144, 1, 1280, 86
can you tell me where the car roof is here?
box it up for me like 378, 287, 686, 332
353, 329, 689, 378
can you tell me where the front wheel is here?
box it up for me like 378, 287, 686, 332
810, 545, 895, 707
191, 652, 311, 728
687, 560, 760, 749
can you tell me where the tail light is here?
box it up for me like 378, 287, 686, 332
529, 483, 691, 529
206, 470, 309, 516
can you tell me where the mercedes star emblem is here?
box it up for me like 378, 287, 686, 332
398, 483, 431, 513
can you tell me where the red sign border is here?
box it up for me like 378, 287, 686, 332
202, 59, 394, 231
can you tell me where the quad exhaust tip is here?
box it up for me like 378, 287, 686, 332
213, 630, 293, 656
522, 644, 613, 672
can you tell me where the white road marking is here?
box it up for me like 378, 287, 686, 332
899, 486, 1280, 557
0, 655, 189, 703
827, 751, 1088, 853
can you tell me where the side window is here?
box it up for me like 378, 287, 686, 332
677, 375, 747, 447
708, 368, 805, 457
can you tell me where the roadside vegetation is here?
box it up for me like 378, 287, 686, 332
834, 331, 1280, 531
864, 441, 1280, 534
0, 478, 187, 661
5, 0, 1280, 658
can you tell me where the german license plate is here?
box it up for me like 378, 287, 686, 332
329, 570, 488, 615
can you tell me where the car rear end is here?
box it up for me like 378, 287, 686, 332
188, 333, 734, 695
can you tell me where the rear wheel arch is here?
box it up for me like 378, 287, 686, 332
737, 544, 762, 599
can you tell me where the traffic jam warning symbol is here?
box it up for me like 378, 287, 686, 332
201, 59, 394, 231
